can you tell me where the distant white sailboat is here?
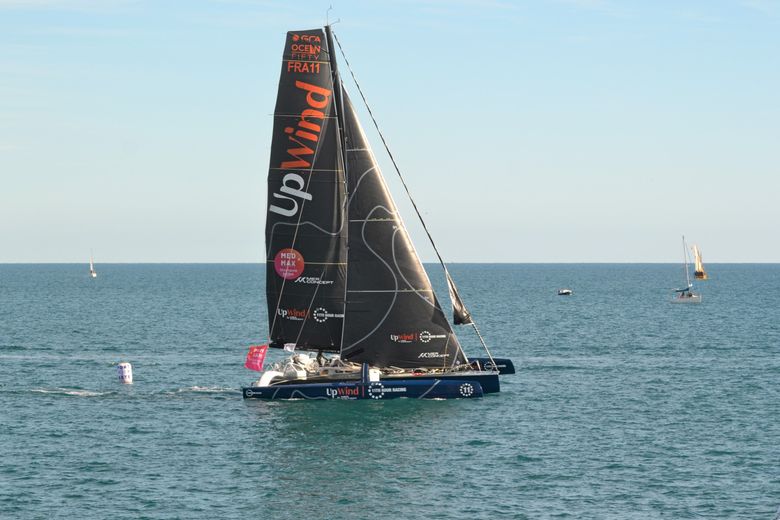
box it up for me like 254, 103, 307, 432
89, 253, 97, 278
671, 236, 700, 304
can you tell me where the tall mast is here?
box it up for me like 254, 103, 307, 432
325, 25, 347, 170
682, 235, 692, 288
325, 24, 351, 356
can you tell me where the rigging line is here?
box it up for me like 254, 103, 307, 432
441, 334, 451, 371
471, 322, 497, 371
332, 30, 489, 357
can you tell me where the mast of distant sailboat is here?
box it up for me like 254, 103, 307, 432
682, 237, 692, 289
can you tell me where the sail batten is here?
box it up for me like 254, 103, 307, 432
268, 167, 341, 172
347, 289, 435, 293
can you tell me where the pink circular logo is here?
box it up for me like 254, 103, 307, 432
274, 248, 304, 280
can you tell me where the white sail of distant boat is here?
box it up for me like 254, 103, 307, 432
671, 236, 700, 304
89, 253, 97, 278
692, 244, 708, 280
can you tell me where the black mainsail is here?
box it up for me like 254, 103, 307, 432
266, 27, 467, 368
266, 29, 346, 352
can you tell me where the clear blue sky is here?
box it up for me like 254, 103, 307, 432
1, 0, 778, 263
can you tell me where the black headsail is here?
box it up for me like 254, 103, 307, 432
338, 90, 467, 369
266, 29, 346, 352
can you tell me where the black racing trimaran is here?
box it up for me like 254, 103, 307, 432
242, 25, 514, 400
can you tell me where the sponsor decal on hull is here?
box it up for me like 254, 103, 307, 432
325, 386, 361, 399
367, 382, 407, 400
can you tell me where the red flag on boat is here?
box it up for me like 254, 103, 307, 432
244, 344, 268, 371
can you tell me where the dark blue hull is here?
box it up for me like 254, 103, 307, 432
242, 378, 484, 400
384, 371, 501, 394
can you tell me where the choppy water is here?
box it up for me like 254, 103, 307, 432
1, 264, 779, 519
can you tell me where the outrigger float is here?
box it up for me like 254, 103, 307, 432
242, 25, 514, 401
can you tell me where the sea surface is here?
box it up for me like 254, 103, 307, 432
1, 263, 778, 519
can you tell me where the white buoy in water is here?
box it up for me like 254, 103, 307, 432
117, 362, 133, 384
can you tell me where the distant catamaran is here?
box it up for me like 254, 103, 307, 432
89, 253, 97, 279
241, 25, 514, 400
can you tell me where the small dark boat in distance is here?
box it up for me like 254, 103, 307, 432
557, 289, 573, 296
